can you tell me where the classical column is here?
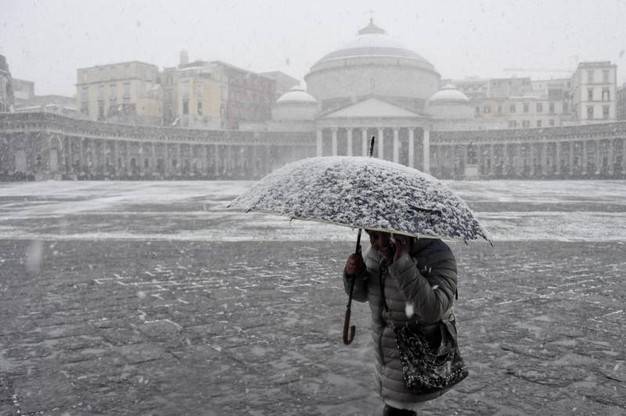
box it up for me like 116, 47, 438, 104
112, 140, 119, 175
422, 128, 430, 174
177, 143, 182, 175
151, 142, 157, 177
88, 139, 95, 173
541, 142, 548, 176
595, 140, 602, 175
214, 144, 220, 176
608, 140, 616, 176
377, 128, 384, 159
393, 128, 400, 163
316, 129, 323, 157
622, 138, 626, 175
331, 128, 338, 156
203, 145, 209, 176
362, 128, 368, 155
408, 128, 415, 168
347, 128, 353, 156
514, 142, 520, 176
569, 141, 574, 176
79, 138, 85, 171
582, 140, 589, 175
529, 144, 536, 177
555, 141, 561, 176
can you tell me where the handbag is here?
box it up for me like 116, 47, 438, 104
394, 317, 469, 394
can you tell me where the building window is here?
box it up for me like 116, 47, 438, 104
549, 102, 555, 114
80, 101, 89, 115
123, 82, 131, 98
523, 103, 529, 113
509, 103, 516, 113
587, 88, 594, 102
508, 120, 517, 128
587, 105, 594, 120
80, 87, 88, 101
603, 105, 610, 119
536, 103, 543, 113
537, 120, 542, 127
98, 84, 104, 99
549, 119, 555, 126
182, 98, 189, 115
197, 101, 203, 116
497, 105, 502, 114
563, 101, 569, 113
587, 70, 594, 83
603, 70, 609, 83
522, 120, 530, 128
483, 105, 491, 113
602, 88, 610, 101
110, 83, 116, 99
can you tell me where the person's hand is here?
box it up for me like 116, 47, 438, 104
344, 253, 365, 276
392, 234, 411, 261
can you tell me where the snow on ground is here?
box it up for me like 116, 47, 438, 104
0, 180, 625, 242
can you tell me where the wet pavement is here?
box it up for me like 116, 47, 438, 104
0, 239, 624, 415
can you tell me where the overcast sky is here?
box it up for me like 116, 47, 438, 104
2, 0, 626, 96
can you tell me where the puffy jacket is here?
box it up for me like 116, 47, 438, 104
343, 238, 458, 405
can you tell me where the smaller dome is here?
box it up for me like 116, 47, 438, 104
276, 86, 317, 104
428, 84, 469, 104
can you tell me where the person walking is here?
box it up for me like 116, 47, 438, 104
343, 230, 458, 416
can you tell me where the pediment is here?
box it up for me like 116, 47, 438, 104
321, 98, 421, 119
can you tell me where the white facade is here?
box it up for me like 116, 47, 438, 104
571, 61, 617, 124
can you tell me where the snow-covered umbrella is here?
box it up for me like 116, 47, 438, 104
229, 156, 490, 243
229, 154, 491, 344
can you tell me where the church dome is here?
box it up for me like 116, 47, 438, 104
427, 84, 474, 120
272, 86, 318, 121
428, 84, 470, 104
305, 19, 440, 113
311, 19, 435, 71
276, 86, 317, 104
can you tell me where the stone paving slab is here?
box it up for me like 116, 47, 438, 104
0, 240, 624, 415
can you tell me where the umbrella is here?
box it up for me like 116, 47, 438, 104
228, 156, 490, 243
229, 152, 491, 344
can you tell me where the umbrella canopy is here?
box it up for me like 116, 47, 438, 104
229, 156, 490, 243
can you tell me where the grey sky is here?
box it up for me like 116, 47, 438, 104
2, 0, 626, 96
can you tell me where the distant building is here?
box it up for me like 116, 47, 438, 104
571, 61, 617, 124
0, 55, 14, 112
166, 54, 276, 130
617, 84, 626, 120
12, 78, 35, 101
259, 71, 300, 100
449, 76, 573, 128
15, 94, 81, 118
76, 61, 162, 125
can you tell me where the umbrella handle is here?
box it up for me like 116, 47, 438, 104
343, 275, 357, 345
343, 306, 356, 345
343, 132, 373, 347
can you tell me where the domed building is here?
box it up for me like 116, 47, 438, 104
272, 86, 318, 121
305, 19, 440, 113
426, 84, 473, 119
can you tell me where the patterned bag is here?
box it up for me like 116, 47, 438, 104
394, 319, 468, 394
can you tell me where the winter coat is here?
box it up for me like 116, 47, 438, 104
343, 238, 458, 406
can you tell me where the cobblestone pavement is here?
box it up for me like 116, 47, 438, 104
0, 240, 624, 416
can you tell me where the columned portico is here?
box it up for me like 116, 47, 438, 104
315, 97, 431, 170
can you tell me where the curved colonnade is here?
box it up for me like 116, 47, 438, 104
1, 112, 625, 180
